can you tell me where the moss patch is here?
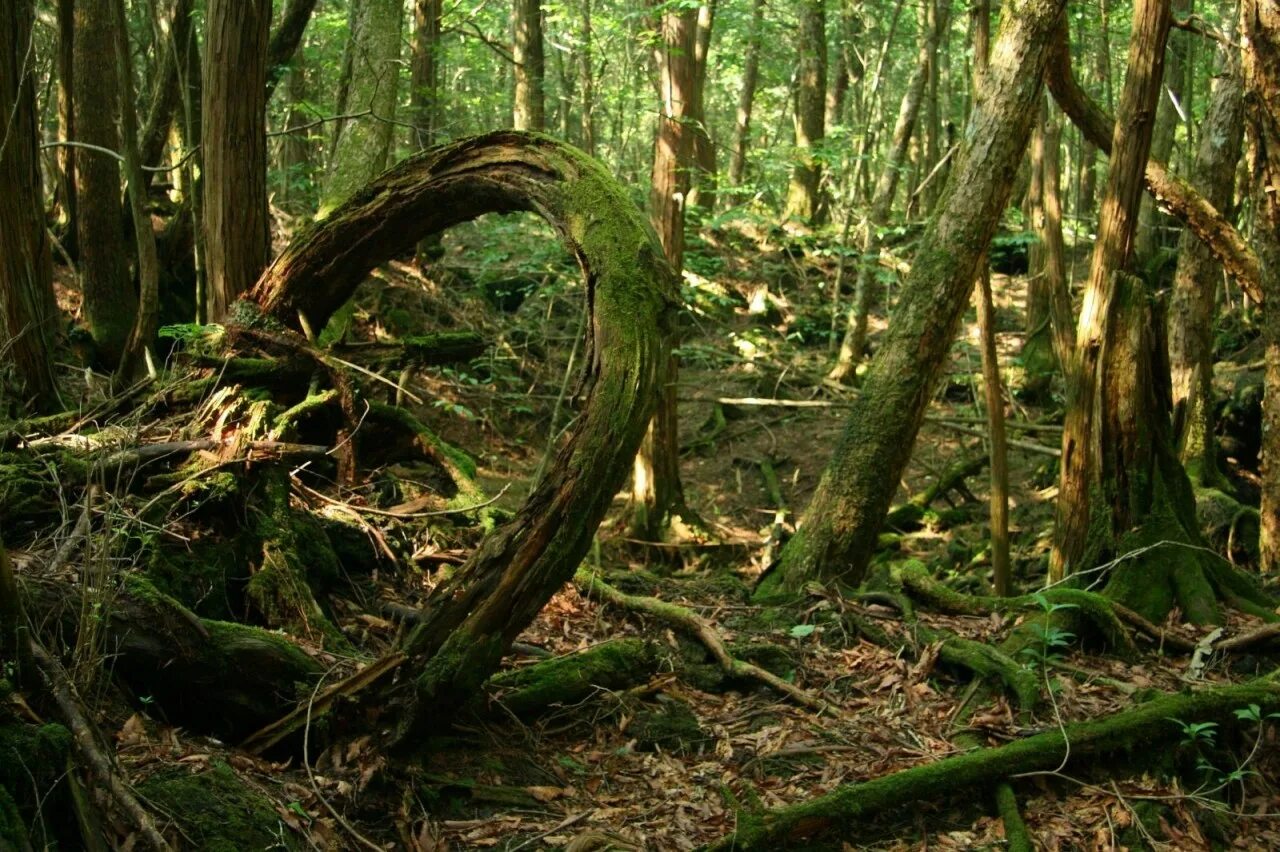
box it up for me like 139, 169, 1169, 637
141, 761, 300, 851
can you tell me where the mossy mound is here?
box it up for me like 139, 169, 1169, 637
141, 761, 302, 851
629, 698, 711, 755
484, 638, 659, 718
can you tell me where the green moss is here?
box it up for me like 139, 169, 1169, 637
146, 536, 247, 620
727, 642, 795, 679
485, 638, 659, 718
0, 723, 71, 791
630, 699, 711, 755
140, 761, 300, 851
0, 784, 27, 851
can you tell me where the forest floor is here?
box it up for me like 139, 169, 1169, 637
20, 212, 1280, 850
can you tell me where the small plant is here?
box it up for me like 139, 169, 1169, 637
1171, 719, 1219, 747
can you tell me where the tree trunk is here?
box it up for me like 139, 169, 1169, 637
1023, 98, 1072, 393
579, 0, 596, 155
762, 0, 1067, 596
320, 0, 402, 218
1046, 19, 1263, 306
1135, 0, 1192, 264
783, 0, 826, 224
74, 0, 137, 368
265, 0, 319, 98
1075, 0, 1112, 221
202, 0, 271, 322
54, 0, 77, 252
1243, 0, 1280, 571
139, 0, 195, 187
632, 4, 698, 541
1050, 0, 1229, 625
685, 2, 717, 212
247, 132, 677, 736
727, 0, 764, 191
410, 0, 442, 150
828, 0, 952, 382
278, 60, 313, 214
1170, 43, 1243, 489
1, 0, 58, 411
513, 0, 545, 131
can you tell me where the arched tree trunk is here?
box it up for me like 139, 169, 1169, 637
760, 0, 1068, 597
783, 0, 826, 224
1, 0, 58, 411
74, 0, 137, 368
202, 0, 272, 321
1170, 43, 1243, 489
513, 0, 545, 131
246, 131, 677, 737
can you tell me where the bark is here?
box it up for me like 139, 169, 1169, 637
114, 0, 161, 382
783, 0, 826, 224
74, 0, 137, 368
579, 0, 596, 155
202, 0, 271, 322
1023, 98, 1073, 392
139, 0, 194, 183
633, 6, 697, 540
319, 0, 402, 217
1050, 0, 1229, 625
1170, 45, 1243, 488
513, 0, 545, 131
55, 0, 76, 250
1135, 0, 1192, 263
1046, 20, 1263, 304
1, 0, 58, 411
278, 60, 313, 213
264, 0, 319, 98
707, 678, 1280, 850
727, 0, 764, 191
410, 0, 443, 149
1243, 0, 1280, 572
248, 131, 677, 739
763, 0, 1067, 594
824, 0, 861, 130
828, 0, 952, 382
685, 2, 717, 212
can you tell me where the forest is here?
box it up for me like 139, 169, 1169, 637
3, 0, 1280, 848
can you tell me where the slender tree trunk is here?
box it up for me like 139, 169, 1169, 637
139, 0, 194, 186
409, 0, 443, 266
1170, 43, 1242, 489
1, 0, 58, 410
265, 0, 320, 99
1076, 0, 1111, 221
75, 0, 137, 367
762, 0, 1067, 596
1023, 97, 1072, 393
1052, 0, 1197, 616
784, 0, 827, 224
727, 0, 764, 191
1135, 0, 1192, 264
828, 0, 952, 382
320, 0, 402, 216
114, 0, 160, 382
1243, 0, 1280, 571
513, 0, 545, 131
55, 0, 77, 253
686, 2, 717, 212
203, 0, 271, 321
632, 4, 697, 541
279, 61, 313, 213
579, 0, 596, 156
824, 0, 860, 131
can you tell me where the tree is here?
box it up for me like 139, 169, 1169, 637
513, 0, 545, 131
631, 2, 698, 541
783, 0, 826, 224
727, 0, 765, 192
686, 2, 717, 211
74, 0, 137, 367
1243, 0, 1280, 571
202, 0, 272, 321
320, 0, 403, 217
1170, 42, 1243, 489
411, 0, 444, 149
1, 0, 58, 410
761, 0, 1068, 595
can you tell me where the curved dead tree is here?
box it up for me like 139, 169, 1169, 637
245, 130, 679, 741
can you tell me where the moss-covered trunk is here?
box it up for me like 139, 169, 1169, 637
247, 131, 677, 738
761, 0, 1067, 596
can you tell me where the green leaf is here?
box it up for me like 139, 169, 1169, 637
789, 624, 816, 639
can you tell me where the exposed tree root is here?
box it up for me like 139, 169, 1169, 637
574, 568, 840, 715
481, 638, 662, 718
994, 782, 1033, 852
706, 677, 1280, 850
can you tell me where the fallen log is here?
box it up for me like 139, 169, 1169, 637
706, 677, 1280, 850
